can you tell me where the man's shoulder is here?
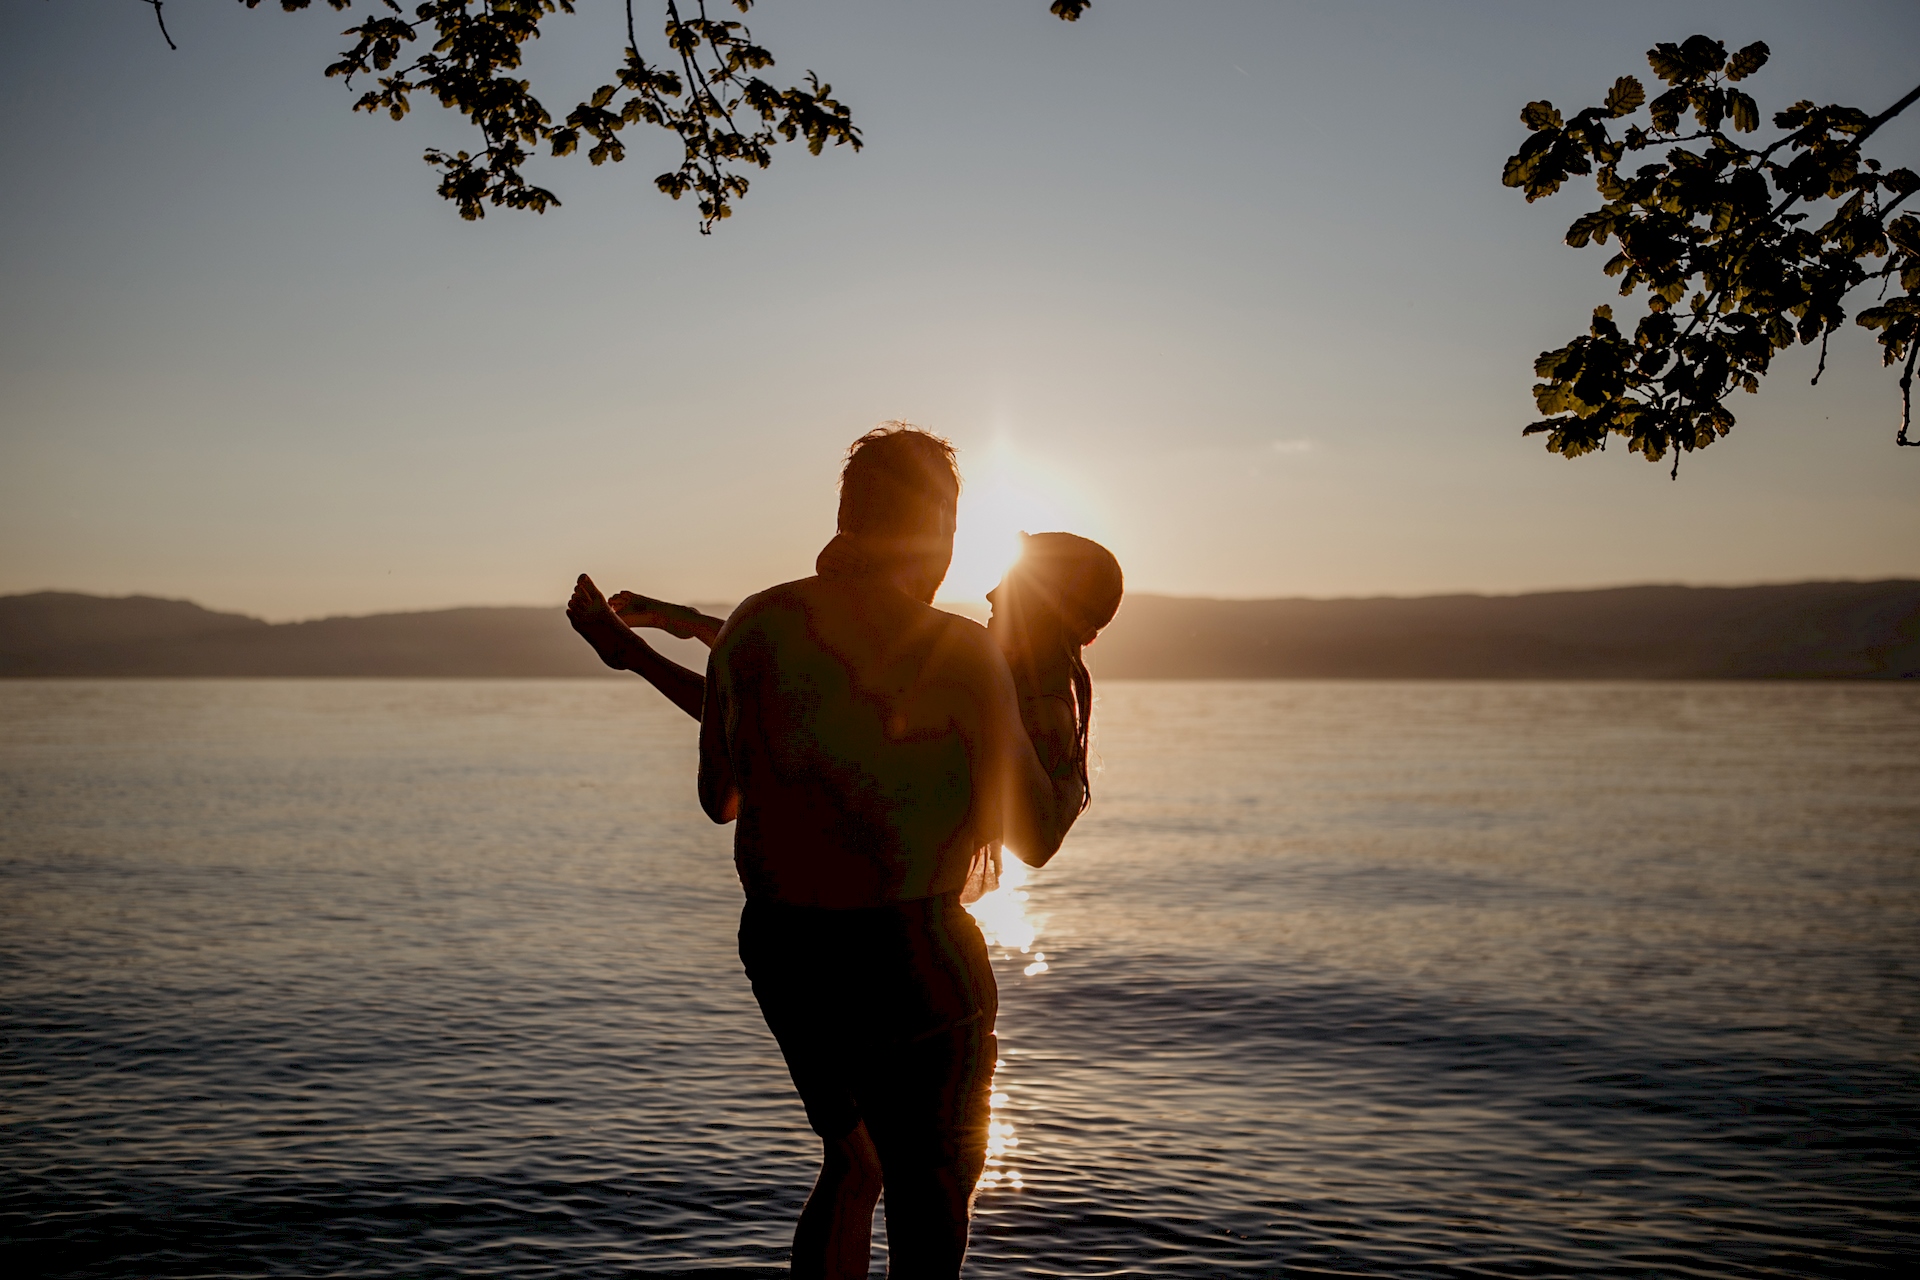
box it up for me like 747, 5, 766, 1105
722, 577, 996, 666
705, 583, 803, 672
718, 579, 815, 632
930, 608, 996, 659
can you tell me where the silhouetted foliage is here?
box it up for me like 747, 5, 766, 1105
228, 1, 1087, 231
1504, 35, 1920, 472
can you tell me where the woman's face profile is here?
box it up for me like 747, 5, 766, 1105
987, 564, 1066, 659
985, 571, 1023, 649
985, 576, 1010, 640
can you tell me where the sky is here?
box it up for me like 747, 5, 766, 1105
3, 0, 1917, 620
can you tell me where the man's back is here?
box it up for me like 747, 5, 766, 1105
700, 575, 999, 908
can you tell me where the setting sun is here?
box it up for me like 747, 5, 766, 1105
941, 442, 1092, 605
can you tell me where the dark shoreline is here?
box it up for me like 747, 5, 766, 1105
4, 581, 1916, 680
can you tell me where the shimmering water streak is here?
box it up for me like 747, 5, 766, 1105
4, 679, 1918, 1278
965, 851, 1043, 956
966, 855, 1041, 1193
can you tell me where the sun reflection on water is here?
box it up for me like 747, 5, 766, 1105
965, 852, 1040, 952
979, 1072, 1024, 1192
965, 855, 1043, 1193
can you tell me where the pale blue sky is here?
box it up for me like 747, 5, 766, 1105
3, 0, 1917, 619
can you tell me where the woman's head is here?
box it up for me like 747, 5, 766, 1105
987, 532, 1124, 650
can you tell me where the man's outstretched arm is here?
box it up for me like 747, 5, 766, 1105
696, 646, 741, 825
567, 574, 706, 721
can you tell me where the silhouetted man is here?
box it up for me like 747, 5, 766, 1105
694, 427, 1077, 1278
691, 427, 1082, 1274
568, 426, 1077, 1277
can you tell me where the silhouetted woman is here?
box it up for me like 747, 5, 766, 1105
579, 532, 1122, 852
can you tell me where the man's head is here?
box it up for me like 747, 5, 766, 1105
838, 423, 960, 538
833, 423, 960, 601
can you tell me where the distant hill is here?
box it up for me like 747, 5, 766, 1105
1, 582, 1916, 679
1080, 582, 1920, 680
0, 593, 618, 678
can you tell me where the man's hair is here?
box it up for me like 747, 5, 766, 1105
837, 423, 961, 538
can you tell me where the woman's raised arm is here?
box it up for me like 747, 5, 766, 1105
566, 574, 708, 722
608, 591, 726, 649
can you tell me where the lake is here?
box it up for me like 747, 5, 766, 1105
3, 680, 1916, 1277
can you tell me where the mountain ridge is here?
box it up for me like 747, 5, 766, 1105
2, 582, 1916, 679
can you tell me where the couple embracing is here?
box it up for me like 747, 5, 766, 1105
567, 424, 1122, 1278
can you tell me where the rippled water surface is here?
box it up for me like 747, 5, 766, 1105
4, 680, 1917, 1277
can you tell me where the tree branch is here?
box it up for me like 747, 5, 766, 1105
143, 0, 177, 51
1859, 79, 1920, 147
1899, 340, 1920, 447
1677, 81, 1920, 342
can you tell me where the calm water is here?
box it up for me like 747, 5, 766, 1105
3, 680, 1917, 1278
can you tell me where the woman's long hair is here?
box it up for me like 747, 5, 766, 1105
1014, 533, 1123, 813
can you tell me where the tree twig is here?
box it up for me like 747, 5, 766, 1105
143, 0, 177, 51
1899, 341, 1920, 446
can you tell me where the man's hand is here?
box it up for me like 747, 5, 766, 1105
1006, 638, 1077, 709
1020, 689, 1082, 790
568, 573, 644, 671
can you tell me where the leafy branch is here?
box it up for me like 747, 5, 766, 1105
1503, 34, 1920, 474
226, 1, 1088, 230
